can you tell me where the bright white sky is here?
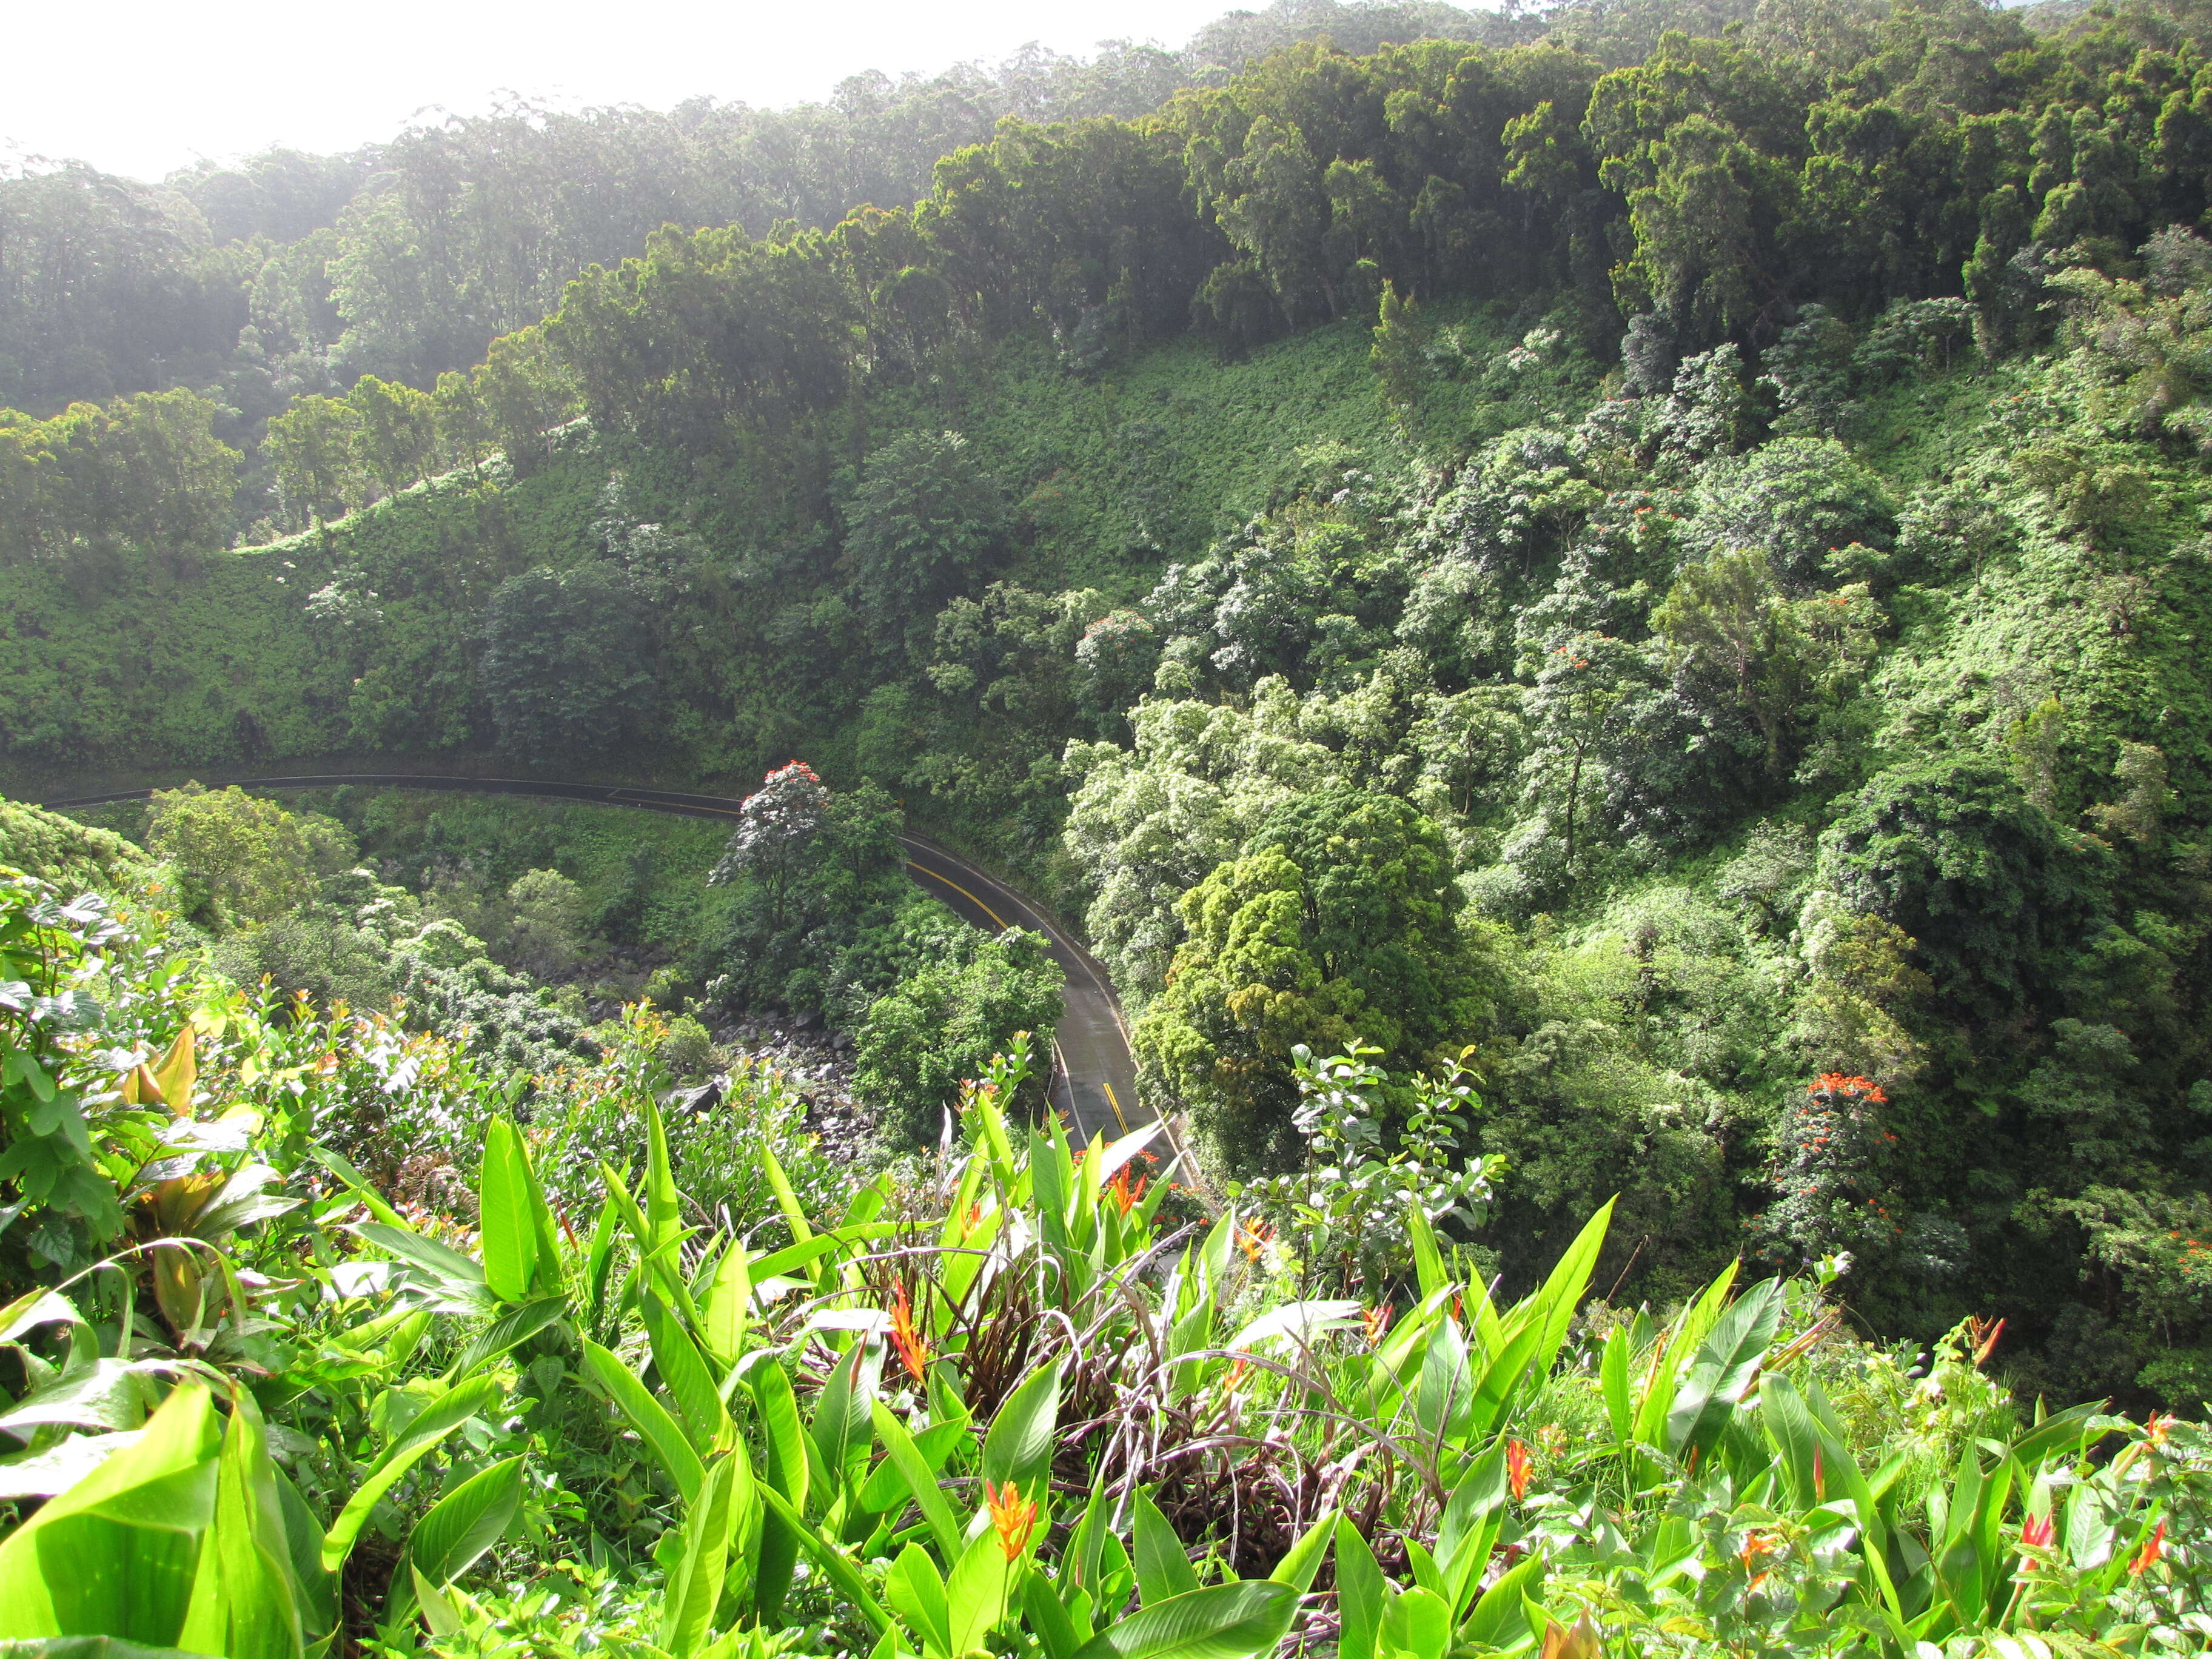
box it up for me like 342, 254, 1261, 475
5, 0, 1252, 182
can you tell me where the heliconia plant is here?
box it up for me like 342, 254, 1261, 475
0, 962, 2202, 1659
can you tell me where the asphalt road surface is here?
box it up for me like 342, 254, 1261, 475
40, 773, 1142, 1144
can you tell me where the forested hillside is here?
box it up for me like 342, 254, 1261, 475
8, 0, 2212, 1419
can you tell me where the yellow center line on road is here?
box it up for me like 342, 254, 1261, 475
904, 860, 1010, 930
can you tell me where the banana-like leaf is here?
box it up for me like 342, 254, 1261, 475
1066, 1580, 1300, 1659
1665, 1277, 1782, 1459
350, 1223, 493, 1312
1333, 1521, 1385, 1659
868, 1401, 964, 1557
477, 1118, 537, 1304
453, 1296, 568, 1379
407, 1455, 526, 1591
888, 1543, 953, 1656
321, 1376, 503, 1573
1132, 1494, 1197, 1606
945, 1526, 1017, 1657
980, 1360, 1061, 1496
659, 1452, 741, 1655
810, 1337, 882, 1492
0, 1379, 221, 1643
581, 1339, 703, 1504
1381, 1587, 1450, 1659
1460, 1554, 1545, 1647
701, 1242, 752, 1369
177, 1390, 306, 1659
643, 1293, 731, 1455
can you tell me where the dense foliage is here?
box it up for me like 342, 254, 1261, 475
0, 838, 2205, 1656
5, 0, 2212, 1426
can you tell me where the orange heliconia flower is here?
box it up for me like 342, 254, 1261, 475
1969, 1316, 2006, 1368
985, 1480, 1039, 1561
1108, 1163, 1148, 1216
1362, 1302, 1394, 1346
1236, 1220, 1274, 1263
2131, 1520, 2166, 1577
2020, 1512, 2055, 1549
888, 1284, 932, 1384
1507, 1438, 1532, 1501
2145, 1412, 2173, 1449
1812, 1444, 1825, 1502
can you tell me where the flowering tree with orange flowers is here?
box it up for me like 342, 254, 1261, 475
1754, 1072, 1904, 1270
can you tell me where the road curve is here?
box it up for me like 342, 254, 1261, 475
39, 773, 1143, 1145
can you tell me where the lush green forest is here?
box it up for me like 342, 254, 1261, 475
3, 0, 2212, 1649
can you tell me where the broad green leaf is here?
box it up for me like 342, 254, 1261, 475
477, 1118, 536, 1304
1132, 1494, 1197, 1606
1632, 1259, 1738, 1451
323, 1376, 503, 1573
751, 1363, 811, 1623
1406, 1202, 1448, 1302
643, 1293, 731, 1455
945, 1527, 1016, 1657
177, 1387, 303, 1659
757, 1141, 814, 1247
1023, 1570, 1086, 1659
0, 1379, 222, 1643
1460, 1553, 1544, 1647
702, 1243, 752, 1368
1381, 1587, 1449, 1659
869, 1401, 963, 1557
1333, 1520, 1385, 1659
887, 1543, 953, 1657
1760, 1373, 1823, 1508
1524, 1198, 1614, 1379
581, 1339, 703, 1504
756, 1481, 891, 1634
980, 1361, 1061, 1496
1223, 1301, 1362, 1355
407, 1455, 526, 1589
810, 1338, 883, 1490
1599, 1329, 1632, 1445
659, 1453, 739, 1655
1067, 1580, 1299, 1659
1665, 1276, 1783, 1459
1268, 1507, 1335, 1593
351, 1223, 492, 1310
452, 1296, 567, 1379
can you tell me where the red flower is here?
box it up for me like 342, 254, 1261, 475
2131, 1520, 2166, 1576
2020, 1511, 2054, 1549
1507, 1438, 1532, 1501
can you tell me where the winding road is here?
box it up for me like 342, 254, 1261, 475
39, 774, 1142, 1144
